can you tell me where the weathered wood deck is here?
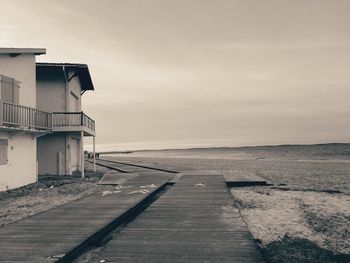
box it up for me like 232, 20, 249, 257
99, 157, 179, 173
93, 171, 264, 262
0, 172, 173, 262
91, 159, 148, 173
97, 171, 140, 185
223, 170, 267, 187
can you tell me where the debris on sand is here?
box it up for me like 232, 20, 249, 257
140, 184, 157, 188
127, 189, 149, 195
115, 185, 133, 190
101, 190, 121, 196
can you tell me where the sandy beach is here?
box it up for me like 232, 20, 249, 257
109, 145, 350, 262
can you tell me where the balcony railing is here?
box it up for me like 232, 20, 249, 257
0, 100, 52, 131
52, 112, 95, 132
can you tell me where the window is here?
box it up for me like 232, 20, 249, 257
0, 139, 8, 165
0, 75, 20, 104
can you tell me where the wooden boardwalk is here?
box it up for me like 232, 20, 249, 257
93, 159, 151, 173
223, 170, 267, 187
98, 170, 140, 185
0, 172, 173, 262
100, 157, 179, 173
92, 171, 264, 263
95, 159, 176, 185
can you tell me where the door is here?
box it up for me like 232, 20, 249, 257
70, 137, 80, 173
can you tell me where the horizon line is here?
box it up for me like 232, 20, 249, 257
85, 142, 350, 153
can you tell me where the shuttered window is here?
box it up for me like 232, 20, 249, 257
0, 75, 20, 104
0, 139, 8, 165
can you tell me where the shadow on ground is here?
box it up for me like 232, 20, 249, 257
263, 236, 350, 263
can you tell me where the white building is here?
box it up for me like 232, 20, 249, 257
36, 63, 96, 177
0, 48, 51, 191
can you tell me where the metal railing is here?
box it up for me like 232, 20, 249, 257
0, 100, 52, 130
52, 112, 95, 131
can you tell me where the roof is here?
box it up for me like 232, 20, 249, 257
36, 62, 94, 91
0, 48, 46, 55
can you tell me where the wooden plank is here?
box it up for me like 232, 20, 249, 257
98, 170, 139, 185
223, 170, 267, 186
0, 173, 173, 262
179, 170, 222, 176
93, 173, 264, 262
100, 157, 179, 174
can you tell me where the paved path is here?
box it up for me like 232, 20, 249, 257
91, 171, 264, 263
0, 172, 173, 262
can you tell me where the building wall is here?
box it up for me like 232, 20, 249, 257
0, 53, 39, 191
37, 133, 66, 175
0, 131, 37, 191
37, 132, 81, 176
37, 67, 83, 176
36, 68, 82, 113
36, 70, 66, 112
0, 54, 36, 107
68, 72, 82, 112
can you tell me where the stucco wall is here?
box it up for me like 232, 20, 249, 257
0, 53, 39, 191
36, 70, 66, 112
0, 132, 37, 191
0, 54, 37, 107
68, 73, 82, 112
37, 133, 66, 175
36, 68, 83, 176
37, 68, 82, 113
37, 132, 81, 175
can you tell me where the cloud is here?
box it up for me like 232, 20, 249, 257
197, 41, 350, 51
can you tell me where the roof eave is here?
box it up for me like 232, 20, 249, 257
36, 63, 95, 91
0, 48, 46, 56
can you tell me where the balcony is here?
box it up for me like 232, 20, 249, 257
52, 112, 95, 136
0, 100, 52, 133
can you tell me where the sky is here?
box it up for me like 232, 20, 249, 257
0, 0, 350, 151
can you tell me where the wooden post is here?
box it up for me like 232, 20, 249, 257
93, 136, 96, 172
81, 111, 84, 126
81, 131, 84, 178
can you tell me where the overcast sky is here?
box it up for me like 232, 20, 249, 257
1, 0, 349, 150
